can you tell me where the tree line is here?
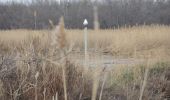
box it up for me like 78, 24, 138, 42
0, 0, 170, 29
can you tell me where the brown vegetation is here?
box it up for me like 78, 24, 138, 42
0, 20, 170, 100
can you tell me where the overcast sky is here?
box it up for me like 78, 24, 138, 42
0, 0, 97, 3
0, 0, 160, 3
0, 0, 61, 3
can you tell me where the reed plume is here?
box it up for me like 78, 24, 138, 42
50, 17, 66, 50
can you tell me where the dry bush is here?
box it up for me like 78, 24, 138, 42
0, 17, 94, 100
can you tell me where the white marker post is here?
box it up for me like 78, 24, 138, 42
83, 19, 88, 68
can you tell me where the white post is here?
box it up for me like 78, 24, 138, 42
83, 19, 88, 68
84, 26, 87, 65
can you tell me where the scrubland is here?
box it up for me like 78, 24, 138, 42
0, 21, 170, 100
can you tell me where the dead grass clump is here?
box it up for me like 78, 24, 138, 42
0, 17, 94, 100
0, 56, 92, 100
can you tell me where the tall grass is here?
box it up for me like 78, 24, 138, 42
1, 25, 170, 58
0, 22, 170, 100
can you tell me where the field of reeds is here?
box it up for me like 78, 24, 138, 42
1, 25, 170, 57
0, 18, 170, 100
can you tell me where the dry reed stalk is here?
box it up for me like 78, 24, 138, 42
139, 57, 151, 100
0, 80, 4, 99
62, 65, 67, 100
52, 96, 55, 100
99, 72, 107, 100
51, 92, 58, 100
35, 72, 39, 100
91, 68, 102, 100
43, 88, 46, 100
55, 92, 58, 100
139, 67, 149, 100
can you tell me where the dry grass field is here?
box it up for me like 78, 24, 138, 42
0, 19, 170, 100
1, 25, 170, 58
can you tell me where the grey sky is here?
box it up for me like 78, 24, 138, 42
0, 0, 61, 3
